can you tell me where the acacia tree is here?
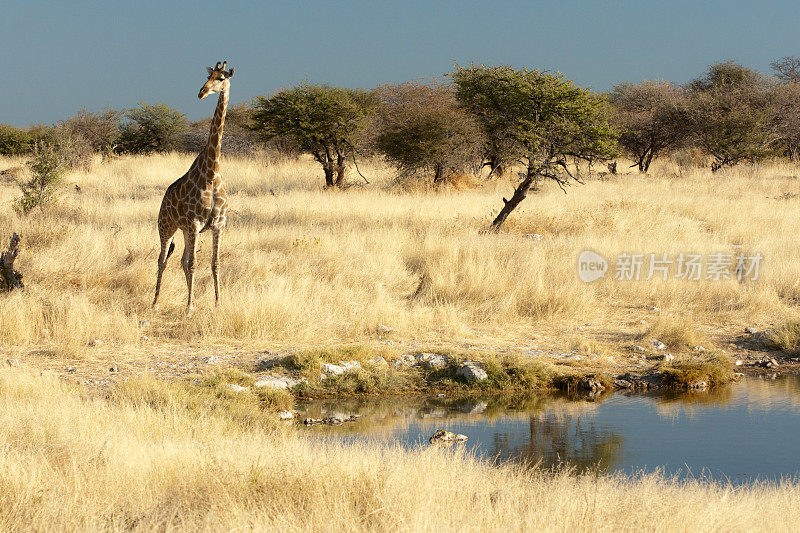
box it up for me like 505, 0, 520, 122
451, 65, 617, 230
371, 80, 483, 183
251, 84, 373, 187
686, 62, 775, 170
609, 80, 688, 172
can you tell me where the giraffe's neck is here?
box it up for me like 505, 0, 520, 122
195, 87, 229, 185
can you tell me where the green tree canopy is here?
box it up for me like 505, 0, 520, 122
118, 103, 188, 154
451, 64, 618, 229
251, 84, 374, 187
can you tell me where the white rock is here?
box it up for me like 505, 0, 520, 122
370, 356, 389, 366
255, 376, 289, 389
633, 345, 646, 353
651, 340, 667, 350
689, 381, 708, 390
461, 401, 488, 414
202, 356, 220, 364
650, 306, 660, 312
523, 234, 543, 240
377, 324, 394, 334
735, 359, 744, 366
391, 354, 418, 369
277, 410, 294, 420
139, 319, 150, 327
339, 360, 361, 372
429, 430, 468, 444
88, 339, 103, 347
255, 376, 305, 389
227, 384, 248, 392
693, 345, 707, 352
321, 363, 345, 376
663, 353, 675, 363
745, 327, 759, 334
416, 353, 448, 370
6, 359, 19, 367
456, 361, 488, 381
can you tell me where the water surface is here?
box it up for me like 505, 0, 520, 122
298, 375, 800, 482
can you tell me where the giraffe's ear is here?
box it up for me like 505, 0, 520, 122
206, 67, 214, 76
227, 67, 235, 78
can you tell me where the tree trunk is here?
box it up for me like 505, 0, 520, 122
323, 164, 335, 187
642, 151, 654, 173
1, 233, 22, 291
488, 155, 504, 178
491, 171, 536, 230
433, 163, 445, 184
334, 151, 346, 187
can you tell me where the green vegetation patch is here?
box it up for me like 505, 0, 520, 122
659, 352, 735, 388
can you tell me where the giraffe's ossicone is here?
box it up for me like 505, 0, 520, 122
152, 61, 233, 313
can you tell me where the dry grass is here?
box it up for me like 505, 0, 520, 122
2, 156, 800, 529
765, 322, 800, 354
1, 153, 798, 370
2, 367, 800, 532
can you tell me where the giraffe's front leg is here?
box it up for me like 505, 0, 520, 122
181, 229, 198, 314
211, 228, 222, 306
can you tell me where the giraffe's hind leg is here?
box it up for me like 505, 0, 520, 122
211, 228, 222, 306
152, 228, 177, 307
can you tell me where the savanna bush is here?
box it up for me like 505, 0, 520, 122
371, 80, 484, 184
60, 107, 120, 155
0, 124, 33, 155
15, 141, 68, 215
118, 102, 188, 154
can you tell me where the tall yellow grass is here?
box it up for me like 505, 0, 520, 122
2, 367, 799, 532
0, 153, 798, 358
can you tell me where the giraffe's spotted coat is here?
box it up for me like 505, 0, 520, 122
152, 62, 233, 312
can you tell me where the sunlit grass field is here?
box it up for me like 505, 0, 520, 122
1, 152, 798, 365
3, 153, 800, 530
3, 367, 800, 532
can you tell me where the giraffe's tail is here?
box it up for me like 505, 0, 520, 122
166, 242, 175, 260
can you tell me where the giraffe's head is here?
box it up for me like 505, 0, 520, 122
199, 61, 235, 100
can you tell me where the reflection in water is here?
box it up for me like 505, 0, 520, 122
298, 375, 800, 481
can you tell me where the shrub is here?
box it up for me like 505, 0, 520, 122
371, 80, 484, 184
15, 141, 68, 215
118, 102, 188, 154
60, 108, 120, 154
0, 125, 33, 155
769, 81, 800, 161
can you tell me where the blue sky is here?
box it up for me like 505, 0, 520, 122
2, 0, 798, 126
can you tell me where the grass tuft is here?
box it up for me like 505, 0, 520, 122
764, 322, 800, 354
660, 351, 735, 388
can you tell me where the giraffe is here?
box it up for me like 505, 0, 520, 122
152, 61, 233, 313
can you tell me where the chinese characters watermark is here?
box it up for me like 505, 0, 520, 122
577, 250, 762, 283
